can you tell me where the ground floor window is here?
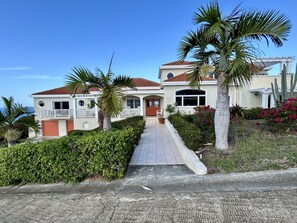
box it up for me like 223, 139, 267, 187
127, 98, 140, 108
175, 89, 206, 106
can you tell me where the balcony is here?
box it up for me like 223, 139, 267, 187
40, 109, 74, 119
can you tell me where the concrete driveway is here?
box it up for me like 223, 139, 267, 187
1, 166, 297, 222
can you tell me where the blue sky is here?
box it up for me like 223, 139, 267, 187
0, 0, 296, 107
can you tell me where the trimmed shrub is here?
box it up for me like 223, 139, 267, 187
0, 119, 145, 186
112, 116, 144, 130
242, 107, 263, 120
168, 114, 202, 150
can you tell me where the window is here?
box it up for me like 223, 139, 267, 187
78, 100, 85, 106
175, 89, 206, 106
38, 100, 45, 107
54, 101, 69, 109
127, 98, 140, 108
167, 72, 174, 79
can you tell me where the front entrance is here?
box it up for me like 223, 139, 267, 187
146, 98, 160, 116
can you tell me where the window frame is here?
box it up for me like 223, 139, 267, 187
126, 98, 141, 109
175, 89, 207, 107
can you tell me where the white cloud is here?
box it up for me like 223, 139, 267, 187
11, 75, 63, 80
0, 66, 31, 71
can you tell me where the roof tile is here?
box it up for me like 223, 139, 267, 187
164, 73, 215, 82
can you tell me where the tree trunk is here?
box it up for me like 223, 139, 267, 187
214, 74, 230, 150
103, 115, 112, 131
98, 109, 104, 130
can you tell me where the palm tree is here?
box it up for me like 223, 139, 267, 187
0, 96, 38, 147
65, 55, 135, 131
178, 1, 291, 150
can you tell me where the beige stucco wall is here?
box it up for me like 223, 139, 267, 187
34, 96, 73, 120
74, 117, 98, 130
163, 84, 218, 115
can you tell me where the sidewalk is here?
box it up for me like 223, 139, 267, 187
129, 118, 185, 165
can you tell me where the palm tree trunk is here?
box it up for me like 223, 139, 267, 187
98, 109, 104, 130
103, 115, 112, 131
214, 74, 230, 150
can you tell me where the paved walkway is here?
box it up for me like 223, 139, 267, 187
129, 118, 184, 165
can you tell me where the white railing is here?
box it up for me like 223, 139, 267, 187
120, 108, 141, 118
40, 109, 73, 118
76, 109, 96, 118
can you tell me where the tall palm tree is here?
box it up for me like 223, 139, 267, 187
178, 1, 291, 150
65, 55, 135, 131
0, 96, 37, 147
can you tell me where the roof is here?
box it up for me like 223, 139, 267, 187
32, 78, 159, 95
164, 73, 215, 82
161, 61, 195, 66
132, 78, 160, 87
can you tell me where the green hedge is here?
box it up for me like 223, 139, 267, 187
168, 114, 202, 150
0, 119, 145, 186
242, 107, 263, 120
112, 116, 144, 130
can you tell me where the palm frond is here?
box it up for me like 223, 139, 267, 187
65, 66, 97, 94
235, 10, 291, 47
113, 75, 136, 90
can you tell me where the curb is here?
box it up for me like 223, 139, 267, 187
165, 119, 207, 175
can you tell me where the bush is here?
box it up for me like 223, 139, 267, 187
259, 98, 297, 131
112, 116, 144, 130
168, 114, 202, 150
193, 106, 215, 143
0, 119, 145, 186
242, 107, 263, 120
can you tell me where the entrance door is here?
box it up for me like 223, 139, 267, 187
146, 99, 160, 116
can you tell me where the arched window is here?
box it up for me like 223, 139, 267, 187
175, 89, 206, 106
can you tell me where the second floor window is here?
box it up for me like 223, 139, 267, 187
54, 101, 69, 109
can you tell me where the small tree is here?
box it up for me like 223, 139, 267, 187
0, 96, 38, 147
178, 1, 291, 150
65, 55, 135, 131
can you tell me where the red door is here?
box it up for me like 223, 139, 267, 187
42, 120, 59, 136
146, 99, 160, 116
67, 120, 74, 133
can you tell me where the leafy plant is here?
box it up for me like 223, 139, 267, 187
165, 104, 176, 115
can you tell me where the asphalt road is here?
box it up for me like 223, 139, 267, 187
0, 166, 296, 223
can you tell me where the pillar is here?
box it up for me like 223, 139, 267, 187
262, 93, 269, 108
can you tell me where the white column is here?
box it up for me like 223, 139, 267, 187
270, 94, 275, 108
73, 97, 77, 118
94, 97, 98, 119
262, 93, 269, 108
139, 96, 144, 116
280, 62, 285, 74
286, 61, 292, 74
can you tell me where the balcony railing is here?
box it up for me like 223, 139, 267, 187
40, 109, 73, 118
76, 109, 96, 118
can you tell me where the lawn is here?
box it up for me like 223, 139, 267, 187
202, 119, 297, 173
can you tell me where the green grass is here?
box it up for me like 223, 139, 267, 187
202, 120, 297, 173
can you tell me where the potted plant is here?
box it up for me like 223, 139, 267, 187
157, 109, 165, 124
